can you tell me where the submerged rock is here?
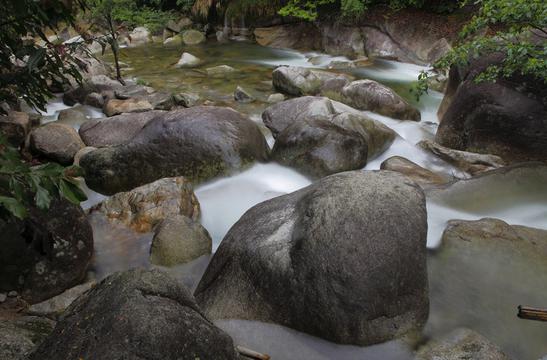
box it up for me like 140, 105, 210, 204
381, 156, 451, 187
195, 170, 429, 346
234, 86, 254, 103
150, 215, 212, 266
418, 139, 505, 175
416, 328, 511, 360
0, 199, 93, 304
341, 79, 421, 121
29, 123, 85, 165
80, 106, 269, 195
206, 65, 237, 76
29, 269, 241, 360
94, 177, 200, 232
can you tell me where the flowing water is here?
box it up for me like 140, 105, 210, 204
38, 40, 547, 359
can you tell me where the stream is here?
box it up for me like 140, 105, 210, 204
40, 40, 547, 359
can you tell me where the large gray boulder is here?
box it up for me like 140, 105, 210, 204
195, 170, 429, 346
79, 111, 164, 147
341, 80, 421, 121
272, 66, 352, 96
271, 118, 368, 178
0, 316, 55, 360
80, 106, 269, 195
263, 96, 395, 160
29, 269, 241, 360
416, 328, 511, 360
0, 199, 93, 304
436, 54, 547, 162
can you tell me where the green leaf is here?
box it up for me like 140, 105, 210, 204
0, 196, 27, 219
35, 185, 52, 210
59, 179, 88, 205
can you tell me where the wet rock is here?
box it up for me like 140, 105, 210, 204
327, 60, 356, 70
418, 139, 505, 175
267, 93, 285, 103
63, 75, 122, 106
272, 66, 351, 96
0, 316, 55, 360
26, 281, 95, 319
263, 96, 395, 160
206, 65, 236, 76
163, 35, 182, 46
0, 111, 30, 147
182, 29, 206, 45
103, 98, 154, 117
79, 111, 163, 147
271, 118, 368, 178
29, 269, 241, 360
436, 54, 547, 162
195, 170, 429, 346
73, 146, 96, 166
83, 92, 105, 108
29, 123, 85, 164
416, 328, 511, 360
381, 156, 450, 187
56, 108, 88, 128
234, 86, 254, 103
80, 106, 269, 195
0, 199, 93, 304
150, 215, 212, 266
176, 52, 202, 68
94, 177, 199, 232
254, 24, 321, 51
174, 92, 201, 107
341, 80, 421, 121
127, 27, 151, 47
321, 24, 365, 58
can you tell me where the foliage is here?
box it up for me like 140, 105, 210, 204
0, 136, 87, 220
0, 0, 85, 113
415, 0, 547, 98
177, 0, 196, 13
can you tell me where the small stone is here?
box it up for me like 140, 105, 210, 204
267, 93, 286, 104
174, 93, 200, 108
0, 293, 6, 302
8, 291, 18, 297
234, 86, 254, 103
206, 65, 236, 77
175, 52, 202, 68
327, 60, 356, 70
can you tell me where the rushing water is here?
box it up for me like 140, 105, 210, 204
40, 40, 547, 359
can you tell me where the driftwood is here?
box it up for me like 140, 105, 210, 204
236, 345, 271, 360
518, 306, 547, 322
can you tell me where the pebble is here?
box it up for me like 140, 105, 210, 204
7, 290, 18, 297
0, 293, 6, 302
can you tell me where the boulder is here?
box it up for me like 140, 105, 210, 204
254, 24, 321, 51
436, 54, 547, 162
418, 139, 505, 175
234, 86, 254, 103
83, 92, 105, 108
262, 96, 395, 160
320, 24, 365, 58
0, 316, 55, 360
380, 156, 451, 187
79, 111, 164, 147
26, 281, 95, 319
127, 27, 151, 47
0, 199, 93, 304
195, 170, 429, 345
103, 98, 154, 117
73, 146, 96, 166
341, 80, 421, 121
150, 215, 212, 266
93, 177, 200, 232
29, 123, 85, 164
56, 108, 88, 128
175, 52, 202, 68
29, 269, 241, 360
174, 92, 201, 107
163, 35, 182, 46
272, 66, 351, 96
416, 328, 511, 360
0, 111, 30, 147
271, 118, 368, 178
63, 75, 122, 106
182, 30, 206, 45
80, 106, 269, 195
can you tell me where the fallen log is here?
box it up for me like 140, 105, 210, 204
236, 345, 271, 360
517, 306, 547, 322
